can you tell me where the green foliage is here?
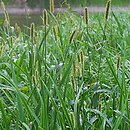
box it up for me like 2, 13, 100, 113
0, 2, 130, 129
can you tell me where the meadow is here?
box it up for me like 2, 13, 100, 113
0, 1, 130, 130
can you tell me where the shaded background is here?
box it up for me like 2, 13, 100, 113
2, 0, 130, 8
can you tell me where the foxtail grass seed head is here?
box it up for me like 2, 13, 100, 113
49, 0, 54, 13
73, 60, 82, 77
76, 30, 83, 40
15, 23, 21, 34
1, 1, 10, 25
73, 61, 76, 77
105, 0, 111, 21
32, 75, 36, 85
53, 26, 58, 41
70, 112, 76, 129
1, 0, 5, 10
117, 55, 120, 70
80, 50, 84, 66
0, 44, 5, 56
84, 7, 89, 24
30, 23, 35, 41
4, 10, 10, 26
69, 30, 76, 43
43, 9, 48, 25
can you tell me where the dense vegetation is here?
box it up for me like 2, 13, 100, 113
0, 0, 130, 129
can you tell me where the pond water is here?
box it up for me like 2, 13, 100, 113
0, 13, 42, 28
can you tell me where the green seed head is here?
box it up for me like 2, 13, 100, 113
30, 23, 35, 41
1, 0, 5, 10
4, 10, 10, 25
105, 0, 111, 21
15, 23, 21, 34
80, 50, 84, 66
53, 26, 58, 41
73, 61, 76, 77
84, 7, 89, 25
49, 0, 54, 13
1, 1, 10, 25
69, 30, 76, 43
43, 9, 48, 25
117, 55, 120, 70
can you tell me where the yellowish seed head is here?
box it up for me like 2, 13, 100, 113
84, 7, 89, 24
43, 9, 48, 25
49, 0, 54, 13
30, 23, 35, 41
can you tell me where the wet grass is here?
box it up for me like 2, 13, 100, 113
0, 3, 130, 130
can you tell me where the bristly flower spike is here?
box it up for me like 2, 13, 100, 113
43, 9, 48, 25
105, 0, 111, 21
84, 7, 89, 25
30, 23, 35, 42
53, 26, 58, 41
49, 0, 54, 13
1, 0, 10, 25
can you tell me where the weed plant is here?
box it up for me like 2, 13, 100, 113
0, 1, 130, 130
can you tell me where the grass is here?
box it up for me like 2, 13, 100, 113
0, 1, 130, 130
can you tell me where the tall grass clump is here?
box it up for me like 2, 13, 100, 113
0, 1, 130, 130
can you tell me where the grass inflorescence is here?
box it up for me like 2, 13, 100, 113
0, 1, 130, 130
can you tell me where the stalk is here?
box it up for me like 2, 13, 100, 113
42, 9, 49, 130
